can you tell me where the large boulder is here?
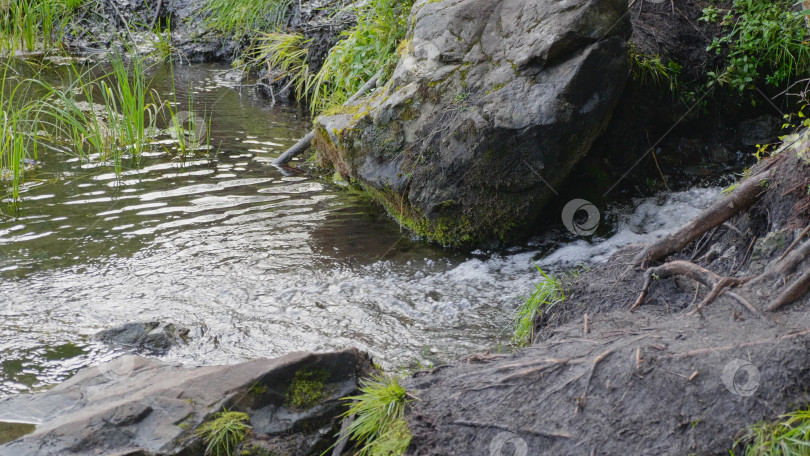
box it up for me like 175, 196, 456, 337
315, 0, 630, 245
0, 348, 371, 456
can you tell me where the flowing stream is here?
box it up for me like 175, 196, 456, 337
0, 62, 723, 398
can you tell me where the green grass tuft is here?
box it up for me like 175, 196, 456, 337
339, 374, 411, 456
239, 0, 413, 116
512, 265, 565, 347
203, 0, 292, 39
369, 418, 411, 456
0, 0, 84, 53
195, 409, 252, 456
734, 407, 810, 455
628, 42, 681, 93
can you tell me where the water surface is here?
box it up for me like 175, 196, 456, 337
0, 62, 723, 397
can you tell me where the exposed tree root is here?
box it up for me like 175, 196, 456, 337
767, 270, 810, 311
628, 151, 810, 315
632, 261, 750, 311
450, 420, 572, 439
634, 171, 770, 267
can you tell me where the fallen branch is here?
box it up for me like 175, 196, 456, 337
273, 69, 384, 166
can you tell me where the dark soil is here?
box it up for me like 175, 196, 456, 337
555, 0, 787, 210
405, 307, 810, 455
401, 134, 810, 456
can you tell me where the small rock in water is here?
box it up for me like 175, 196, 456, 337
94, 322, 190, 355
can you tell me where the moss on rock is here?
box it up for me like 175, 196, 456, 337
285, 368, 329, 410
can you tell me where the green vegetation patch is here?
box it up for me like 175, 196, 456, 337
340, 374, 411, 456
628, 42, 681, 93
203, 0, 291, 39
0, 0, 83, 53
285, 368, 329, 410
240, 0, 414, 116
701, 0, 810, 93
0, 421, 36, 445
248, 382, 268, 396
369, 418, 412, 456
513, 265, 565, 347
195, 409, 252, 456
733, 406, 810, 455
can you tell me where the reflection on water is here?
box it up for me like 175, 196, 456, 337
0, 62, 539, 396
0, 62, 724, 398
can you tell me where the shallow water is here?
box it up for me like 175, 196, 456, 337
0, 62, 723, 397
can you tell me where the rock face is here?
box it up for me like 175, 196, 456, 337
0, 348, 370, 456
315, 0, 630, 245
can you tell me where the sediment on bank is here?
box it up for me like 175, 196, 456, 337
400, 129, 810, 455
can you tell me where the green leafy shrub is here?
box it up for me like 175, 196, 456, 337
701, 0, 810, 92
195, 409, 252, 456
512, 265, 565, 347
340, 374, 411, 456
733, 407, 810, 455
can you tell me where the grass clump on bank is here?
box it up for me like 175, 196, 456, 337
306, 0, 413, 114
512, 265, 565, 347
732, 407, 810, 455
339, 374, 411, 456
628, 42, 681, 93
0, 0, 83, 53
195, 409, 252, 456
701, 0, 810, 93
285, 368, 329, 410
42, 52, 164, 175
202, 0, 291, 39
0, 53, 208, 209
0, 69, 45, 204
240, 0, 414, 115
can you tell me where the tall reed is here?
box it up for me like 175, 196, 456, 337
0, 61, 52, 205
0, 0, 82, 53
1, 52, 187, 206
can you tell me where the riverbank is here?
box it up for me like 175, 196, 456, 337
2, 0, 810, 455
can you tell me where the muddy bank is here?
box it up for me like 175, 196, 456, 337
57, 0, 352, 64
399, 130, 810, 455
405, 301, 810, 455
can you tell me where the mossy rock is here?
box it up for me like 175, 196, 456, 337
285, 368, 329, 410
313, 0, 630, 246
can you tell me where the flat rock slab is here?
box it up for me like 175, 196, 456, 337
0, 348, 370, 456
